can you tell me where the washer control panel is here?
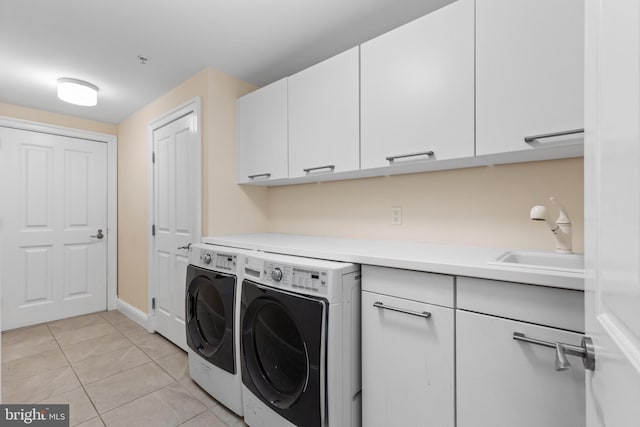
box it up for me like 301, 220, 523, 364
264, 262, 328, 292
199, 249, 236, 271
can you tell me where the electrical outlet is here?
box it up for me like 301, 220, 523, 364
391, 206, 402, 225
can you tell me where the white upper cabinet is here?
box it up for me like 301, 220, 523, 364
476, 0, 585, 158
288, 47, 360, 179
360, 0, 475, 170
237, 78, 288, 184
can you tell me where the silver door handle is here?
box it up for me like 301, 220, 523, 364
373, 301, 431, 319
90, 229, 104, 239
513, 332, 595, 371
386, 151, 434, 162
177, 243, 192, 250
303, 165, 335, 173
524, 128, 584, 143
248, 173, 271, 180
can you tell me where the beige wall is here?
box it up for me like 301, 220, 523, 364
117, 67, 268, 313
268, 157, 584, 252
0, 102, 117, 135
205, 68, 269, 235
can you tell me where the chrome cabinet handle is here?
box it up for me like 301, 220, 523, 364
248, 173, 271, 180
386, 151, 434, 162
524, 128, 584, 143
90, 229, 104, 239
373, 301, 431, 319
513, 332, 595, 371
303, 165, 335, 173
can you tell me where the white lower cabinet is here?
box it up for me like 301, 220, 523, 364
456, 311, 585, 427
361, 266, 455, 427
456, 276, 585, 427
362, 269, 585, 427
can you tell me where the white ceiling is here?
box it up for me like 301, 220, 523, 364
0, 0, 452, 125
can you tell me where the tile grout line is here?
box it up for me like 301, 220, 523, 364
89, 312, 192, 422
100, 314, 245, 427
10, 311, 229, 426
45, 311, 173, 425
46, 322, 107, 427
49, 312, 173, 425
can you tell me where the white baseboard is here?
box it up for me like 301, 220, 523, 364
116, 298, 150, 330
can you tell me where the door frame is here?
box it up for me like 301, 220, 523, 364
146, 97, 201, 333
0, 115, 118, 311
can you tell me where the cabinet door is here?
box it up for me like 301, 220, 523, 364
476, 0, 584, 156
237, 78, 288, 183
362, 291, 454, 427
360, 0, 474, 170
457, 310, 585, 427
288, 47, 359, 179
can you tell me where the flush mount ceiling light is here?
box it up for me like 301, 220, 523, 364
57, 78, 98, 106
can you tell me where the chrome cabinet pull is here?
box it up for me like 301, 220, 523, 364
385, 151, 434, 162
248, 173, 271, 180
303, 165, 335, 173
373, 301, 431, 319
524, 128, 584, 143
90, 229, 104, 239
513, 332, 595, 371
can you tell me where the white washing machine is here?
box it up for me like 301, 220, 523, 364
185, 243, 251, 416
240, 252, 361, 427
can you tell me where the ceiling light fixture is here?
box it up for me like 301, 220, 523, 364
57, 78, 98, 106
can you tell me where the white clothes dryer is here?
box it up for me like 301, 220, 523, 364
186, 243, 251, 416
240, 252, 362, 427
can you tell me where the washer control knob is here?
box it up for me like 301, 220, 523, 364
203, 253, 212, 265
271, 267, 283, 282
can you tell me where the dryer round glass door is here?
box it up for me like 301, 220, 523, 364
186, 266, 236, 374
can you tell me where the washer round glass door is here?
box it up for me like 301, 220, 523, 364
244, 299, 308, 408
192, 277, 226, 355
186, 266, 236, 374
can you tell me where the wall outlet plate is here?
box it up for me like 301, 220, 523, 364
391, 206, 402, 225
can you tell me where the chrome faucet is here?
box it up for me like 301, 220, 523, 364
530, 197, 572, 254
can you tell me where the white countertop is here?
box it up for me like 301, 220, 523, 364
202, 233, 584, 291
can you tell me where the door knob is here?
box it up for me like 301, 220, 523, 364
90, 229, 104, 239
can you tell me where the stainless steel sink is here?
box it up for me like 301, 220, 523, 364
490, 251, 584, 273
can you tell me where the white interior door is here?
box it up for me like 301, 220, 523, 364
0, 127, 107, 330
152, 112, 199, 351
584, 0, 640, 425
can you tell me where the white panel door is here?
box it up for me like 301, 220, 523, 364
0, 127, 107, 330
584, 0, 640, 425
360, 0, 474, 169
152, 113, 198, 351
361, 291, 454, 427
288, 47, 360, 179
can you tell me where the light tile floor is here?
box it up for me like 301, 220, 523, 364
2, 311, 247, 427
